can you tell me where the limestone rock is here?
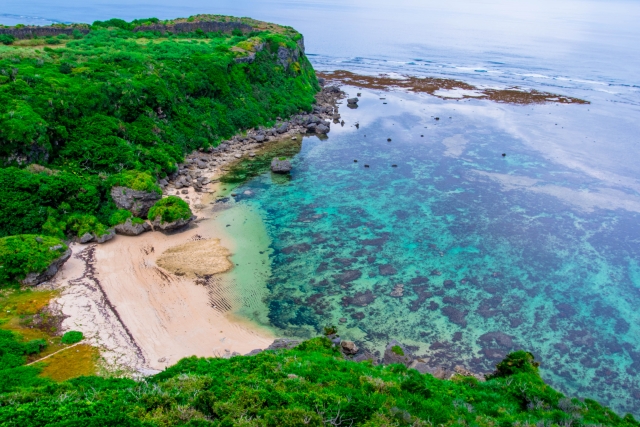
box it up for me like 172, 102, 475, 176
383, 340, 413, 366
316, 124, 330, 134
114, 218, 151, 236
276, 122, 289, 134
152, 215, 196, 232
110, 186, 161, 218
271, 158, 292, 174
95, 228, 116, 244
340, 340, 359, 355
20, 248, 72, 286
79, 232, 94, 244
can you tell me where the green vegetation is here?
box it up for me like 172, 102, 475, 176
0, 336, 636, 426
60, 331, 83, 344
0, 235, 67, 285
148, 196, 192, 224
0, 16, 319, 239
391, 345, 405, 356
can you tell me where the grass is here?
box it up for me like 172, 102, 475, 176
37, 344, 99, 381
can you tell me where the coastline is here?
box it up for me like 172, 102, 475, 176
45, 84, 345, 374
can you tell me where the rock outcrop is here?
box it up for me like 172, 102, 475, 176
266, 339, 301, 351
383, 340, 413, 366
20, 248, 72, 286
110, 186, 161, 218
114, 218, 151, 236
152, 215, 196, 232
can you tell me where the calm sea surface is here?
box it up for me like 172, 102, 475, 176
4, 0, 640, 416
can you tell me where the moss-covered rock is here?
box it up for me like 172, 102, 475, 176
0, 235, 70, 286
148, 196, 194, 231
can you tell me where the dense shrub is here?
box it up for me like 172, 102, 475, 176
0, 336, 636, 426
0, 234, 67, 285
147, 196, 192, 223
0, 16, 319, 240
61, 331, 84, 344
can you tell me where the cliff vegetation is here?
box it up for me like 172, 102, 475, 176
0, 15, 318, 285
0, 335, 637, 426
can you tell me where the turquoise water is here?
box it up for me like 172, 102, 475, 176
222, 87, 640, 415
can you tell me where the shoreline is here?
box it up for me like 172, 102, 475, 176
45, 84, 346, 374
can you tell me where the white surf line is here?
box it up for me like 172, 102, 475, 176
26, 341, 85, 366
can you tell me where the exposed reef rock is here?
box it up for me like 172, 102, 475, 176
271, 158, 292, 173
114, 218, 152, 236
20, 248, 72, 286
110, 186, 161, 218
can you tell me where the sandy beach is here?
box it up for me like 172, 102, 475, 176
50, 214, 275, 373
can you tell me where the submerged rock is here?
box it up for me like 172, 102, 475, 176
114, 218, 151, 236
20, 248, 72, 286
271, 158, 292, 173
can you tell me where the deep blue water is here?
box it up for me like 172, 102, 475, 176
4, 0, 640, 416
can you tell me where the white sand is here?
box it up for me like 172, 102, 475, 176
51, 219, 275, 373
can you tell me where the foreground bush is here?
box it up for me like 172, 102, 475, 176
0, 336, 637, 426
0, 235, 67, 285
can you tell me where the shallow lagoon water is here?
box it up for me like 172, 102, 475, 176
214, 87, 640, 415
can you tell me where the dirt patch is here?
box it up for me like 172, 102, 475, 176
157, 238, 233, 278
318, 70, 589, 105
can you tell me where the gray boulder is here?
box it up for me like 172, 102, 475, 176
79, 232, 94, 244
152, 215, 196, 232
254, 134, 266, 143
383, 340, 413, 366
276, 122, 289, 134
347, 97, 359, 105
110, 186, 161, 218
20, 248, 72, 286
95, 228, 116, 244
316, 124, 330, 134
306, 123, 317, 133
196, 159, 208, 169
271, 158, 292, 174
114, 218, 151, 236
245, 349, 263, 356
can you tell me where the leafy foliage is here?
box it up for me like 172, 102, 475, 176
147, 196, 192, 223
0, 17, 319, 239
0, 234, 67, 285
0, 337, 636, 426
61, 331, 83, 345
